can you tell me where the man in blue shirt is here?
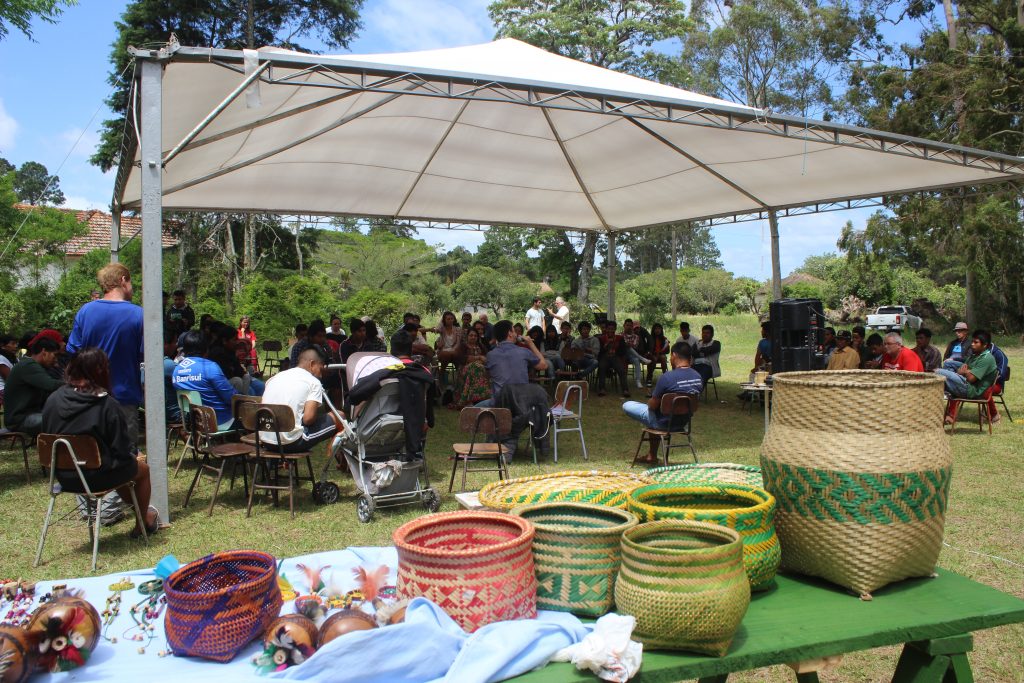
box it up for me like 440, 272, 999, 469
66, 262, 145, 446
172, 331, 239, 430
477, 320, 547, 407
623, 342, 703, 464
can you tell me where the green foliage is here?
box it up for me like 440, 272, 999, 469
235, 270, 346, 343
686, 268, 739, 313
337, 288, 412, 335
0, 0, 75, 41
0, 172, 85, 270
0, 158, 64, 205
452, 266, 535, 316
317, 230, 441, 293
783, 281, 826, 301
0, 290, 25, 333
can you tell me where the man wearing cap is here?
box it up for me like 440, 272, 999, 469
881, 332, 924, 372
942, 322, 972, 368
913, 328, 943, 372
826, 331, 860, 370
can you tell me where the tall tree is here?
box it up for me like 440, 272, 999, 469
0, 172, 84, 273
4, 159, 65, 205
489, 0, 689, 303
0, 0, 76, 41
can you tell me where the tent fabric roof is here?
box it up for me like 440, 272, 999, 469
117, 39, 1024, 231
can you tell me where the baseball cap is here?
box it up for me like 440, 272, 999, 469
29, 329, 65, 348
836, 330, 852, 341
954, 322, 969, 331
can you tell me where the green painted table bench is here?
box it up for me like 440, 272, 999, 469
512, 569, 1024, 683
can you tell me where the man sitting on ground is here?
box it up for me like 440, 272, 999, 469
260, 347, 339, 452
935, 329, 999, 425
826, 330, 860, 370
880, 332, 924, 372
913, 328, 943, 372
479, 319, 547, 407
3, 337, 62, 435
622, 342, 703, 464
172, 331, 239, 431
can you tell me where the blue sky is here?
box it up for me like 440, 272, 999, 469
0, 0, 896, 279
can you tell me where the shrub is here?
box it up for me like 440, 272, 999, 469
337, 288, 411, 335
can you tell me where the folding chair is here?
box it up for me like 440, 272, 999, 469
241, 403, 317, 519
631, 393, 699, 467
702, 376, 719, 403
448, 407, 512, 493
34, 434, 148, 571
550, 381, 588, 463
182, 405, 254, 516
556, 347, 585, 382
0, 428, 31, 483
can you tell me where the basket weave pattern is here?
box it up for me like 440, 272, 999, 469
627, 484, 780, 591
512, 503, 638, 617
614, 520, 750, 656
393, 511, 537, 632
760, 370, 952, 596
644, 463, 763, 487
164, 550, 282, 662
478, 470, 653, 511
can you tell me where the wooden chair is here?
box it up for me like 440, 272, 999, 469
240, 403, 317, 519
945, 383, 998, 435
556, 347, 585, 382
0, 428, 32, 483
34, 434, 148, 571
182, 405, 254, 516
449, 407, 512, 493
550, 381, 588, 463
262, 340, 284, 376
702, 376, 719, 403
991, 381, 1013, 422
631, 393, 699, 467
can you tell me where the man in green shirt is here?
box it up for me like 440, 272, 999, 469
935, 329, 998, 425
4, 337, 63, 435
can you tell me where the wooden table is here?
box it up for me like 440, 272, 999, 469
511, 569, 1024, 683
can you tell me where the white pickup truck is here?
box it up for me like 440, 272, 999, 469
866, 306, 922, 332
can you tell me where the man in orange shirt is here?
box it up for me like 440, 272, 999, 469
880, 332, 924, 372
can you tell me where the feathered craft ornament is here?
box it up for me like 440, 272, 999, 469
296, 563, 330, 594
37, 608, 90, 673
252, 623, 315, 674
352, 565, 390, 603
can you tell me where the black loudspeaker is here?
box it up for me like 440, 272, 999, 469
769, 298, 825, 373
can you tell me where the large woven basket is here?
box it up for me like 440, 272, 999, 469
627, 483, 780, 591
511, 503, 638, 617
393, 511, 537, 632
644, 463, 763, 487
164, 550, 282, 662
760, 370, 952, 597
615, 520, 750, 656
479, 470, 653, 511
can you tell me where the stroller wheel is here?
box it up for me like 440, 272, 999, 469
423, 488, 441, 513
313, 481, 340, 505
356, 493, 375, 523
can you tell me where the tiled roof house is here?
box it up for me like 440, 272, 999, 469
14, 204, 178, 257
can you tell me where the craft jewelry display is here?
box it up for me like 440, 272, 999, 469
123, 581, 166, 654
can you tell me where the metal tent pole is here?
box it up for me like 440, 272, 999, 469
110, 207, 120, 263
140, 58, 169, 520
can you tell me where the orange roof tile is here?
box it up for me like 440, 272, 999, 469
14, 204, 178, 256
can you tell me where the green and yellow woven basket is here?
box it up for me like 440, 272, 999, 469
627, 483, 781, 591
511, 503, 638, 617
615, 520, 750, 656
644, 463, 763, 488
479, 470, 653, 511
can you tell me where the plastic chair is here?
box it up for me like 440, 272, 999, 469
448, 407, 513, 493
182, 405, 254, 516
34, 434, 148, 571
240, 403, 317, 519
550, 381, 588, 463
631, 393, 699, 467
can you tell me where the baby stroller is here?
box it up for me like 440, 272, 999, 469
322, 352, 440, 523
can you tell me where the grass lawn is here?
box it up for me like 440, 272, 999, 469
2, 314, 1022, 681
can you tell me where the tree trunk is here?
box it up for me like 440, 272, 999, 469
224, 218, 240, 314
965, 268, 975, 328
943, 0, 957, 50
671, 228, 678, 317
294, 219, 304, 275
1018, 0, 1023, 27
576, 232, 598, 303
768, 211, 783, 300
177, 216, 189, 287
607, 232, 616, 322
246, 0, 255, 49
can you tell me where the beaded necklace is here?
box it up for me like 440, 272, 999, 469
101, 579, 134, 643
122, 580, 166, 654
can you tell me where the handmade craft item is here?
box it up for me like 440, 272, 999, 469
253, 614, 318, 673
100, 579, 134, 644
317, 609, 377, 647
373, 599, 409, 627
614, 520, 750, 656
27, 597, 100, 673
511, 503, 638, 617
122, 581, 167, 653
627, 483, 781, 591
644, 463, 763, 488
393, 511, 537, 632
760, 370, 952, 597
478, 471, 654, 511
164, 550, 282, 662
0, 625, 36, 683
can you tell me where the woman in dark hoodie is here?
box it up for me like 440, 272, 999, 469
41, 347, 159, 536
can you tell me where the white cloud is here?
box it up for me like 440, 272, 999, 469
0, 98, 17, 151
357, 0, 493, 53
59, 126, 102, 158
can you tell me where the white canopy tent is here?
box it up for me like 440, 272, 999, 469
112, 38, 1024, 518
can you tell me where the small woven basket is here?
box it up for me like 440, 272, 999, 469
644, 463, 763, 487
164, 550, 282, 662
511, 503, 638, 617
627, 483, 780, 591
479, 470, 653, 511
393, 511, 537, 632
615, 520, 750, 656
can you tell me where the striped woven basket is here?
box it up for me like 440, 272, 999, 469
164, 550, 282, 662
478, 470, 654, 511
393, 511, 537, 632
511, 503, 638, 617
644, 463, 763, 487
615, 520, 750, 656
627, 483, 781, 591
761, 370, 951, 597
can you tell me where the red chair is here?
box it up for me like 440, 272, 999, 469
945, 383, 998, 434
989, 382, 1013, 423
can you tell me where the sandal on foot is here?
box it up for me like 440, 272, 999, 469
131, 506, 160, 539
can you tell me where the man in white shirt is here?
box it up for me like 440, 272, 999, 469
525, 297, 546, 333
547, 296, 570, 329
260, 348, 338, 452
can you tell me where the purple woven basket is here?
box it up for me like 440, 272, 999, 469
164, 550, 282, 662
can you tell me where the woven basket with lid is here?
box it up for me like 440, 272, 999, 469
644, 462, 763, 487
478, 470, 653, 511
